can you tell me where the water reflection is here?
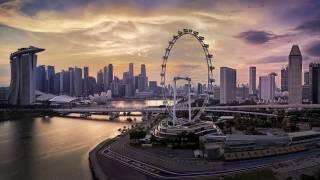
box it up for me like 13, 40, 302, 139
110, 99, 171, 108
0, 116, 132, 180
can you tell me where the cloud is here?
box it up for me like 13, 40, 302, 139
295, 19, 320, 33
236, 30, 278, 44
178, 64, 202, 69
306, 41, 320, 57
256, 56, 287, 64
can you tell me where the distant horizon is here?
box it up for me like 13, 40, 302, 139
1, 0, 319, 87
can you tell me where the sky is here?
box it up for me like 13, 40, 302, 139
0, 0, 319, 87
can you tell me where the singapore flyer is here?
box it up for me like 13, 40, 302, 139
160, 28, 215, 124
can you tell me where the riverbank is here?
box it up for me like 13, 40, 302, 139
0, 110, 57, 121
89, 138, 117, 180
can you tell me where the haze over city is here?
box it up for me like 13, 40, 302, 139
0, 0, 319, 86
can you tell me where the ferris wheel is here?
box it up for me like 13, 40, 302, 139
160, 29, 215, 121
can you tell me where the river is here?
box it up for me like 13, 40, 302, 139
0, 100, 165, 180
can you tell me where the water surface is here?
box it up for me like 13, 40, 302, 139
0, 116, 131, 180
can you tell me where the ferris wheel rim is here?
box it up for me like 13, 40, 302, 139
160, 29, 215, 120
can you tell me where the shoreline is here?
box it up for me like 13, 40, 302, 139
89, 138, 118, 180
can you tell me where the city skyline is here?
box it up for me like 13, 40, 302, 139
1, 0, 320, 86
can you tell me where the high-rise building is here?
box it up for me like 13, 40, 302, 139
220, 67, 236, 104
304, 71, 310, 85
8, 46, 45, 105
108, 64, 113, 85
83, 67, 89, 96
281, 66, 288, 92
249, 66, 256, 95
141, 64, 146, 77
309, 63, 320, 104
303, 71, 310, 103
103, 66, 108, 92
149, 81, 158, 95
129, 63, 134, 77
129, 63, 135, 95
36, 65, 47, 92
123, 72, 133, 97
69, 67, 74, 96
0, 87, 9, 103
288, 45, 302, 104
259, 73, 277, 101
62, 70, 70, 95
73, 67, 83, 97
236, 84, 249, 101
47, 65, 55, 94
134, 75, 139, 90
53, 72, 61, 95
88, 76, 97, 95
138, 64, 148, 91
111, 76, 120, 97
97, 69, 104, 93
213, 85, 220, 100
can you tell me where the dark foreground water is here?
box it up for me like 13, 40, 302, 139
0, 116, 131, 180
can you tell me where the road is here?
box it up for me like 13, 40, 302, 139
94, 135, 320, 179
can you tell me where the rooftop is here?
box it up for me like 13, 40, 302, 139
49, 95, 78, 103
289, 45, 301, 56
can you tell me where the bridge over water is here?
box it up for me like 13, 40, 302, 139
53, 104, 320, 117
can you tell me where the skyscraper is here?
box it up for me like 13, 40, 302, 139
309, 63, 320, 104
213, 85, 220, 100
73, 67, 83, 97
88, 76, 97, 95
249, 66, 256, 95
141, 64, 146, 77
236, 84, 249, 101
123, 72, 133, 97
288, 45, 302, 104
8, 46, 45, 105
83, 67, 89, 96
111, 76, 120, 97
259, 73, 277, 101
54, 72, 61, 95
303, 71, 310, 102
304, 71, 309, 85
129, 63, 135, 95
220, 67, 236, 104
138, 64, 148, 91
97, 69, 104, 93
149, 81, 158, 95
47, 65, 55, 94
129, 63, 134, 77
62, 70, 70, 95
281, 66, 288, 92
69, 67, 74, 96
108, 64, 113, 85
36, 65, 47, 92
103, 66, 108, 92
